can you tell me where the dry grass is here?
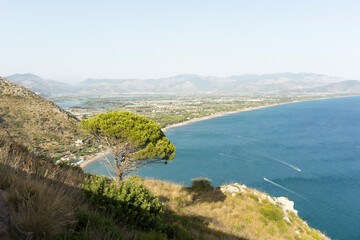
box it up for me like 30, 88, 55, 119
140, 178, 330, 240
0, 135, 330, 239
0, 135, 85, 187
0, 135, 85, 239
0, 77, 85, 156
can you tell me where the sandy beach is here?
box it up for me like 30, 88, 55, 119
78, 149, 111, 168
78, 98, 327, 168
162, 101, 301, 132
78, 100, 303, 168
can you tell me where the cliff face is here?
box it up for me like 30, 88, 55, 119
0, 77, 86, 155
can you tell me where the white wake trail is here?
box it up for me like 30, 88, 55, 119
259, 153, 302, 172
264, 178, 306, 200
237, 135, 259, 142
219, 153, 242, 159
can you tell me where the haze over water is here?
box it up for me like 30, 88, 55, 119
85, 96, 360, 240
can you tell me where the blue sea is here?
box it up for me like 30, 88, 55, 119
84, 96, 360, 240
55, 100, 111, 108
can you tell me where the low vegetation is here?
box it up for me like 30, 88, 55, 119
61, 95, 324, 128
82, 175, 164, 230
138, 178, 329, 240
0, 135, 329, 239
0, 79, 330, 239
0, 77, 95, 157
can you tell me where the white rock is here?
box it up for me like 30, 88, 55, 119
219, 183, 301, 225
295, 230, 300, 235
267, 196, 276, 205
283, 216, 291, 223
275, 197, 298, 215
220, 183, 248, 194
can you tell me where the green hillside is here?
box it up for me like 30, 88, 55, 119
0, 135, 329, 240
0, 77, 92, 157
0, 77, 330, 239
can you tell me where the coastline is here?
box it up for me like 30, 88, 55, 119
79, 95, 358, 168
161, 100, 301, 132
78, 149, 111, 168
161, 94, 360, 132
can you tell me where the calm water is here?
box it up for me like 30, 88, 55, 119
84, 96, 360, 240
55, 97, 143, 108
55, 100, 111, 108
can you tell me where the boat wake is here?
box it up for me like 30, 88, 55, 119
258, 152, 302, 172
264, 178, 306, 200
237, 135, 260, 142
219, 153, 242, 159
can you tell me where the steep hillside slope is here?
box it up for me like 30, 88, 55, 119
0, 76, 87, 156
0, 135, 329, 240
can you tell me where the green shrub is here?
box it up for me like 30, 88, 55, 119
260, 202, 288, 232
164, 222, 195, 240
310, 230, 321, 240
55, 209, 130, 240
82, 175, 164, 230
260, 202, 284, 222
139, 232, 167, 240
174, 196, 186, 207
268, 227, 277, 235
248, 193, 259, 202
233, 222, 245, 231
190, 177, 214, 191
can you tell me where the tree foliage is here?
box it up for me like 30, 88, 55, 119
82, 175, 164, 230
80, 111, 176, 183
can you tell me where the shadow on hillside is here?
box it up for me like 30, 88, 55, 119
165, 209, 248, 240
182, 186, 226, 204
0, 162, 248, 240
0, 136, 247, 239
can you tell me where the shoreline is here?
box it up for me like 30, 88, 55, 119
79, 95, 358, 168
161, 100, 301, 132
162, 94, 360, 132
78, 149, 111, 168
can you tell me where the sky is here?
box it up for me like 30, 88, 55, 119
0, 0, 359, 83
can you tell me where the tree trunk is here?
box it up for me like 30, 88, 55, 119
113, 152, 122, 186
116, 172, 122, 186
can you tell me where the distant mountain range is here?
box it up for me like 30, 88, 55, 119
4, 73, 360, 97
6, 73, 71, 96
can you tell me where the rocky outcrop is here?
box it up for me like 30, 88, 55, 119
220, 183, 298, 223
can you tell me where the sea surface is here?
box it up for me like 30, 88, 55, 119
55, 100, 111, 108
55, 97, 142, 108
84, 96, 360, 240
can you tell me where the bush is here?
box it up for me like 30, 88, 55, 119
190, 177, 214, 191
164, 222, 195, 240
260, 202, 288, 232
260, 202, 284, 222
82, 175, 164, 230
55, 209, 136, 240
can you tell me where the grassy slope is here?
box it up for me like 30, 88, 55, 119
0, 135, 329, 239
0, 77, 91, 156
140, 179, 329, 240
0, 77, 330, 239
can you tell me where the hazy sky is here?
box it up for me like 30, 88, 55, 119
1, 0, 359, 83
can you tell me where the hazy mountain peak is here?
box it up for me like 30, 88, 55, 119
4, 72, 357, 97
0, 76, 37, 97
